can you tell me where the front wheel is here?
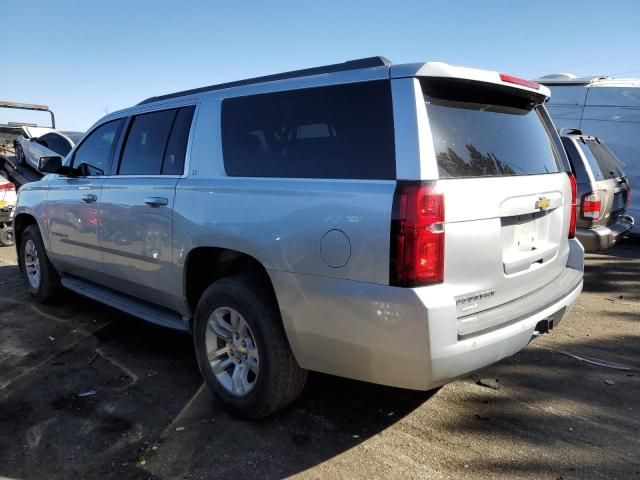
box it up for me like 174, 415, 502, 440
18, 224, 60, 301
193, 274, 307, 418
15, 144, 25, 165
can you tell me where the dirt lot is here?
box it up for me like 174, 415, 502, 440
0, 243, 638, 480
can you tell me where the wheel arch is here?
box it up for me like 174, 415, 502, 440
183, 246, 280, 323
13, 213, 39, 254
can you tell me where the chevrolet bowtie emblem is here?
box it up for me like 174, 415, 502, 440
535, 197, 551, 210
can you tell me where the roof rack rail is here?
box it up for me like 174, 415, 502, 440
138, 56, 392, 105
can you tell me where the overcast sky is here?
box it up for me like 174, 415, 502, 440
2, 0, 639, 131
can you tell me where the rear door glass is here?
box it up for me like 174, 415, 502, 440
421, 79, 562, 178
578, 139, 624, 180
119, 109, 176, 175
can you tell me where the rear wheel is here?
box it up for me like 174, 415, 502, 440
193, 274, 307, 418
18, 224, 60, 301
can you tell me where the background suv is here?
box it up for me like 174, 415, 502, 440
560, 129, 633, 250
14, 57, 584, 418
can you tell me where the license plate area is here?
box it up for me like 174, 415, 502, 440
501, 210, 559, 275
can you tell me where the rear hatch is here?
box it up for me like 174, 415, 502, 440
419, 77, 572, 316
574, 137, 630, 226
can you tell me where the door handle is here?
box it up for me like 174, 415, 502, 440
81, 194, 97, 203
144, 197, 169, 208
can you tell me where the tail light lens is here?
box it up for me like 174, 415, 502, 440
0, 182, 15, 191
568, 173, 577, 239
581, 191, 602, 220
390, 181, 444, 287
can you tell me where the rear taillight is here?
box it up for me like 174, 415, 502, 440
0, 182, 15, 191
390, 181, 444, 287
580, 191, 603, 220
568, 173, 577, 239
626, 180, 632, 206
499, 73, 541, 90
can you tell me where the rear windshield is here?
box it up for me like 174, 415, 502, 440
578, 139, 624, 180
63, 132, 84, 144
421, 79, 562, 178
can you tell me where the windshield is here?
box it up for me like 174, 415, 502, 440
421, 79, 562, 178
579, 139, 624, 180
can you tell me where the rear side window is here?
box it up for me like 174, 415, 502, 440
118, 107, 194, 175
422, 79, 562, 178
162, 106, 195, 175
578, 139, 624, 180
221, 81, 395, 179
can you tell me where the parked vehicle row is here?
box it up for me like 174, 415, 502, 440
560, 130, 633, 250
537, 74, 640, 236
15, 57, 585, 418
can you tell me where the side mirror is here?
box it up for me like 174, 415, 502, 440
38, 156, 63, 173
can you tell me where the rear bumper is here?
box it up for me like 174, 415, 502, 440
577, 215, 634, 251
272, 240, 585, 391
426, 273, 582, 389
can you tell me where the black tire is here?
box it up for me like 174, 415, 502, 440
15, 143, 25, 165
193, 274, 307, 418
0, 226, 14, 246
18, 224, 60, 301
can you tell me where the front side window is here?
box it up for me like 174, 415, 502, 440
422, 79, 562, 178
221, 81, 396, 179
73, 118, 124, 174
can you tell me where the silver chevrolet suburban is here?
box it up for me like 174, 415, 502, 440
14, 57, 584, 418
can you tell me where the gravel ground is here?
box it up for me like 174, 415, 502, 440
0, 242, 638, 480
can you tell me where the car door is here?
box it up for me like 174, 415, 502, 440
98, 106, 195, 309
45, 119, 125, 283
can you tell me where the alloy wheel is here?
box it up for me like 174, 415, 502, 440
24, 239, 41, 290
205, 306, 259, 396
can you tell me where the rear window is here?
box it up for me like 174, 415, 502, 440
578, 139, 624, 180
221, 81, 395, 179
421, 79, 562, 178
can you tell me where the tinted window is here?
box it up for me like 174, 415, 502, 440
162, 106, 195, 175
119, 110, 176, 175
422, 79, 561, 178
579, 139, 624, 180
221, 81, 395, 179
36, 134, 51, 148
42, 133, 72, 156
73, 119, 124, 174
61, 132, 84, 144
